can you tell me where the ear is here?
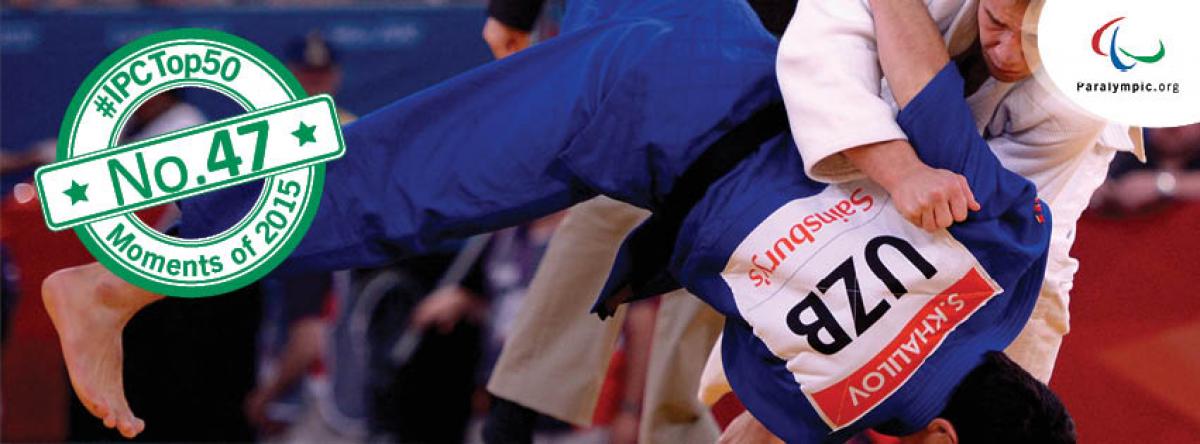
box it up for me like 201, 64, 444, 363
927, 418, 959, 444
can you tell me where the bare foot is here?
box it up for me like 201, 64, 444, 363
43, 263, 165, 439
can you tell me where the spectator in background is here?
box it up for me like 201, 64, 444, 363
473, 215, 648, 444
481, 0, 565, 59
478, 2, 795, 443
55, 89, 267, 442
357, 244, 486, 444
2, 61, 204, 362
1, 69, 202, 202
410, 212, 658, 444
252, 31, 491, 444
475, 219, 564, 379
0, 45, 211, 188
244, 275, 334, 441
242, 32, 363, 444
1092, 124, 1200, 216
285, 31, 357, 124
0, 140, 56, 177
481, 0, 535, 59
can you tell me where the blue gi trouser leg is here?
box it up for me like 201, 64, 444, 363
180, 2, 779, 275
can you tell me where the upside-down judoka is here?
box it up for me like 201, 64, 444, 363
168, 0, 1066, 442
46, 0, 1082, 441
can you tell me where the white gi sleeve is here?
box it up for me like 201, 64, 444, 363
778, 0, 979, 183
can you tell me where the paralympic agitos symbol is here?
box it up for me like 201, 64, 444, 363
1092, 17, 1166, 72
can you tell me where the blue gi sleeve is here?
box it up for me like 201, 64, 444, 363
895, 63, 1041, 222
180, 22, 664, 272
180, 2, 780, 276
895, 63, 1051, 321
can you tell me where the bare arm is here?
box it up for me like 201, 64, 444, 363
780, 0, 977, 231
868, 0, 953, 108
263, 318, 326, 396
843, 139, 979, 231
611, 300, 656, 444
851, 0, 978, 230
778, 0, 910, 183
244, 317, 325, 427
844, 140, 930, 195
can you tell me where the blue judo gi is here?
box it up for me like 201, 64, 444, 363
180, 0, 781, 268
178, 0, 1051, 440
673, 65, 1050, 442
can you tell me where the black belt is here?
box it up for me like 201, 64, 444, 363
593, 102, 789, 318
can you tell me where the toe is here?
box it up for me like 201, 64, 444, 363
121, 416, 146, 438
118, 419, 139, 438
88, 399, 110, 421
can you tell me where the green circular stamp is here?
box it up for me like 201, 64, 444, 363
34, 29, 346, 297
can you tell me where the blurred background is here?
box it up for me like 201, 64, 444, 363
1, 1, 1199, 443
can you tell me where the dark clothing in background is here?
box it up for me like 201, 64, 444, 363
747, 0, 798, 37
275, 274, 332, 323
1, 247, 16, 343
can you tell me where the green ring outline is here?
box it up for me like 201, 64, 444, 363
102, 79, 268, 246
65, 38, 288, 150
102, 79, 269, 246
71, 31, 319, 296
58, 28, 327, 298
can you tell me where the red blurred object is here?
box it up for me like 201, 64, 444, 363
711, 391, 745, 430
0, 183, 168, 442
590, 348, 626, 427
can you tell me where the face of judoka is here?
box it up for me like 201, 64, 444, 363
978, 0, 1032, 83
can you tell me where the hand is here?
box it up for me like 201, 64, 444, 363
410, 286, 482, 334
243, 387, 286, 435
1089, 182, 1114, 210
482, 17, 532, 60
243, 387, 271, 426
609, 410, 640, 444
884, 163, 980, 232
718, 410, 784, 444
842, 140, 980, 232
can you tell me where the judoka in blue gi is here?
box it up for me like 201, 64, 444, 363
47, 0, 1076, 441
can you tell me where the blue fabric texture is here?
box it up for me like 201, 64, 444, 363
675, 65, 1051, 442
176, 0, 1051, 439
179, 0, 779, 276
